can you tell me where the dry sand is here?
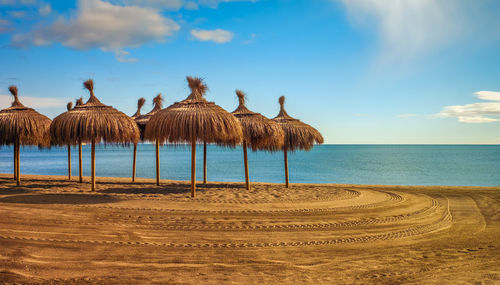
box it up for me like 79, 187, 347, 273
0, 174, 498, 284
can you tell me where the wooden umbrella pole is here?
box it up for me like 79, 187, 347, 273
191, 137, 196, 198
203, 141, 207, 184
67, 144, 72, 180
16, 140, 20, 186
284, 147, 289, 188
132, 143, 137, 182
13, 143, 17, 180
243, 140, 250, 190
91, 139, 96, 191
78, 141, 83, 183
155, 140, 160, 186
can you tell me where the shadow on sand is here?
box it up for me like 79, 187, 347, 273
99, 182, 247, 196
0, 194, 120, 205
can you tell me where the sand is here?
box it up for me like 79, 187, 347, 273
0, 174, 498, 284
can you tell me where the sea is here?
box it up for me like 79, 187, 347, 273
0, 144, 499, 187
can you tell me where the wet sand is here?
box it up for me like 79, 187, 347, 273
0, 174, 498, 284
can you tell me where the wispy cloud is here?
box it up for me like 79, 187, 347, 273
354, 113, 369, 117
0, 94, 66, 109
109, 0, 258, 10
242, 33, 256, 44
436, 91, 500, 123
10, 10, 26, 18
0, 19, 12, 34
11, 0, 180, 61
38, 3, 51, 16
338, 0, 498, 60
0, 0, 37, 6
397, 113, 419, 119
111, 0, 183, 10
191, 28, 233, 43
197, 0, 258, 9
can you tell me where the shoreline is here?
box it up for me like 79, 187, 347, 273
1, 173, 499, 191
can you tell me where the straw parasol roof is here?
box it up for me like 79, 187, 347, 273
145, 77, 242, 145
0, 86, 52, 147
135, 94, 163, 140
272, 96, 323, 151
232, 89, 284, 151
50, 80, 140, 145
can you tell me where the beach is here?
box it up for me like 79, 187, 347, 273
0, 174, 498, 284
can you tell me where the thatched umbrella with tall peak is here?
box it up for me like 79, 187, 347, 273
145, 77, 242, 197
129, 94, 163, 183
0, 86, 52, 186
232, 89, 284, 190
50, 79, 140, 191
130, 97, 145, 182
273, 96, 323, 188
132, 94, 163, 184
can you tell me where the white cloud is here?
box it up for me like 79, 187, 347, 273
475, 91, 500, 101
436, 91, 500, 123
0, 94, 66, 109
38, 3, 51, 16
191, 28, 233, 43
339, 0, 466, 59
397, 113, 418, 119
11, 0, 180, 61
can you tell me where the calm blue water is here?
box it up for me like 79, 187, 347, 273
0, 144, 499, 186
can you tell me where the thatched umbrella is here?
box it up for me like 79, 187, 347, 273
145, 77, 242, 197
130, 97, 145, 182
130, 94, 163, 183
231, 90, 284, 190
272, 96, 323, 188
50, 79, 140, 191
0, 86, 52, 186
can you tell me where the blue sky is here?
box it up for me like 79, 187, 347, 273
0, 0, 499, 144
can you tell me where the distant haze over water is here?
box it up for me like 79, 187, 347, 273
1, 145, 499, 187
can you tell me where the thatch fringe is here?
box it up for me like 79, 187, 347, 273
0, 85, 52, 146
273, 96, 323, 151
232, 90, 284, 151
50, 79, 140, 146
145, 76, 242, 146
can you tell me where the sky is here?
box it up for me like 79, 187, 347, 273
0, 0, 499, 144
